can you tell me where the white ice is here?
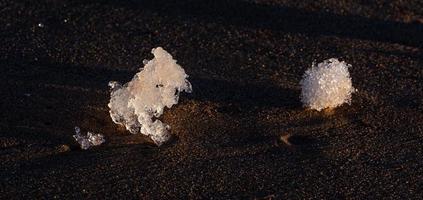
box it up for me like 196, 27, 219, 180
300, 58, 355, 111
108, 47, 192, 146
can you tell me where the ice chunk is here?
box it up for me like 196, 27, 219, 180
108, 47, 192, 146
73, 126, 105, 150
300, 58, 355, 111
87, 132, 106, 146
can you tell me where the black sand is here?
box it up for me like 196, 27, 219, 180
1, 0, 422, 199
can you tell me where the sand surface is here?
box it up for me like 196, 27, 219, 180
1, 0, 422, 199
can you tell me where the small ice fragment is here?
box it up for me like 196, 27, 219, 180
23, 93, 31, 97
73, 126, 105, 150
73, 129, 90, 150
108, 47, 192, 146
63, 19, 68, 23
300, 58, 355, 111
38, 23, 44, 28
87, 132, 106, 146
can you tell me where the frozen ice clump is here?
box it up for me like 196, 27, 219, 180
300, 58, 355, 111
108, 47, 192, 146
73, 126, 105, 150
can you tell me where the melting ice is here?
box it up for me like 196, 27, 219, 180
108, 47, 192, 146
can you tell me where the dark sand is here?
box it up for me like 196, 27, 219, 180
1, 0, 422, 199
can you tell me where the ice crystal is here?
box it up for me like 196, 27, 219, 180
73, 126, 105, 150
108, 47, 192, 146
300, 58, 355, 111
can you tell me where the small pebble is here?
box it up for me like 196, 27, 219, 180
279, 134, 292, 146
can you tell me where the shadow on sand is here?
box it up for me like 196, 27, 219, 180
85, 0, 423, 48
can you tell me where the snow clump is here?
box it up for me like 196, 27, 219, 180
108, 47, 192, 146
300, 58, 355, 111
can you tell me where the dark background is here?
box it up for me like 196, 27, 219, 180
1, 0, 422, 199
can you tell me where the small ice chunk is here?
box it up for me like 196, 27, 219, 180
300, 58, 355, 111
108, 47, 192, 146
87, 132, 106, 146
73, 126, 105, 150
38, 23, 44, 28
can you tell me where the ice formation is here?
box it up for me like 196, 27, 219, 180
73, 127, 105, 150
108, 47, 192, 146
300, 58, 355, 111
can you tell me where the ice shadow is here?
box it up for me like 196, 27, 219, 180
0, 59, 134, 148
107, 0, 423, 48
188, 77, 302, 111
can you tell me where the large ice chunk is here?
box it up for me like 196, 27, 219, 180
300, 58, 355, 111
108, 47, 192, 146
